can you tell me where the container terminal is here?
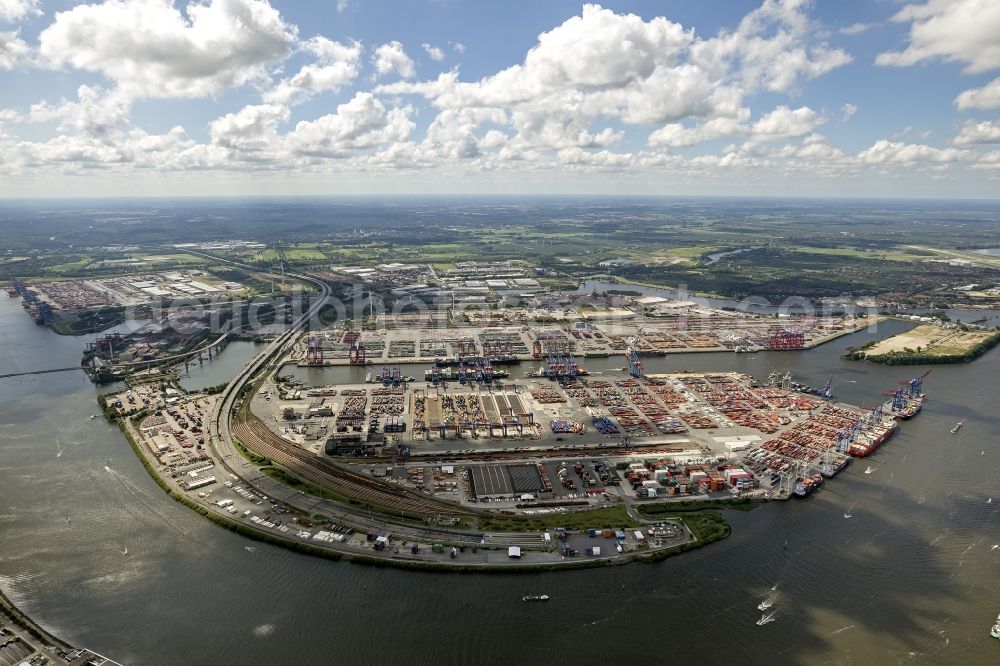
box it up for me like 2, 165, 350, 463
105, 324, 928, 567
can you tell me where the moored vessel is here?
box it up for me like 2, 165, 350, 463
847, 420, 897, 457
793, 473, 823, 497
820, 455, 852, 478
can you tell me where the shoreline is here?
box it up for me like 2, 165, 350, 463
0, 586, 124, 665
113, 413, 731, 573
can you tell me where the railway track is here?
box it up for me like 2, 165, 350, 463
232, 416, 474, 517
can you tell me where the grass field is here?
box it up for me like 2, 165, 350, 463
865, 324, 995, 357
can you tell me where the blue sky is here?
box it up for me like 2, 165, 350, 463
1, 0, 999, 197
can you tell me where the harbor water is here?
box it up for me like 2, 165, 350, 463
1, 294, 998, 664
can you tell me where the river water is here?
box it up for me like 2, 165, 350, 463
1, 293, 999, 664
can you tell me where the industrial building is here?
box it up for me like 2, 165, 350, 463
468, 464, 545, 500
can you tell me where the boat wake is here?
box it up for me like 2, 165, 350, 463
757, 611, 777, 626
831, 625, 855, 636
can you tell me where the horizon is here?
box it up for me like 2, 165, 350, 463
4, 193, 1000, 205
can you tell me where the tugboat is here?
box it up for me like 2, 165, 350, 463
522, 594, 549, 602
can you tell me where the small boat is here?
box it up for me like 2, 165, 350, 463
90, 414, 96, 420
864, 466, 873, 475
522, 594, 549, 602
757, 611, 776, 626
951, 421, 963, 434
991, 613, 1000, 639
757, 598, 775, 611
843, 512, 852, 519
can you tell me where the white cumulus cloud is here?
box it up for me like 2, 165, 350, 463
953, 119, 1000, 145
857, 139, 964, 165
263, 36, 361, 105
422, 43, 445, 62
955, 76, 1000, 110
289, 92, 414, 156
0, 28, 27, 69
876, 0, 1000, 74
373, 41, 415, 79
39, 0, 297, 98
0, 0, 40, 23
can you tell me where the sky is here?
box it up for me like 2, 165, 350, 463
1, 0, 999, 198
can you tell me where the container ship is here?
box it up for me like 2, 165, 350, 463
820, 455, 852, 478
424, 367, 509, 382
434, 356, 520, 367
793, 473, 824, 497
847, 420, 897, 457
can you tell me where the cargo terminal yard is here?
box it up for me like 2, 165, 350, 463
86, 265, 917, 569
292, 311, 877, 367
107, 312, 926, 569
254, 366, 907, 505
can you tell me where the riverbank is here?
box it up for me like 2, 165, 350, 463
0, 587, 123, 665
115, 401, 721, 572
846, 324, 1000, 365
